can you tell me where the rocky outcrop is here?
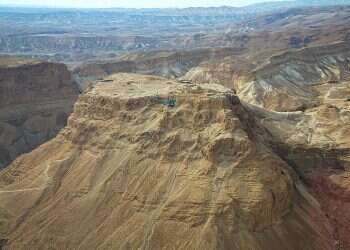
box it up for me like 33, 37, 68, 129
0, 59, 79, 169
247, 79, 350, 249
0, 74, 335, 249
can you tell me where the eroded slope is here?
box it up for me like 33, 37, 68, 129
246, 79, 350, 249
0, 74, 335, 249
184, 42, 350, 111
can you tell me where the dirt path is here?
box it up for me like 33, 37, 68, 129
0, 187, 44, 194
0, 158, 69, 195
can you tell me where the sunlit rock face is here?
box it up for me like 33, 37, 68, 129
248, 77, 350, 249
184, 42, 350, 112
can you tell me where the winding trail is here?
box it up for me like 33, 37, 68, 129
0, 158, 69, 195
0, 187, 44, 194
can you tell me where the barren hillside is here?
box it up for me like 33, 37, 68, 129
0, 74, 336, 249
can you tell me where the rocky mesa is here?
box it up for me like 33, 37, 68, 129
0, 74, 335, 249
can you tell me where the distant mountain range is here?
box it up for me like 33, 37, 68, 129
1, 0, 350, 11
296, 0, 350, 4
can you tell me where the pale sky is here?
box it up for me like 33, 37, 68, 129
0, 0, 288, 8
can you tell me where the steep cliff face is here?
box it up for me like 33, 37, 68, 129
248, 79, 350, 249
183, 43, 350, 248
0, 74, 334, 250
0, 59, 79, 169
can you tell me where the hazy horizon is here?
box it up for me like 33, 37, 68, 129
0, 0, 290, 9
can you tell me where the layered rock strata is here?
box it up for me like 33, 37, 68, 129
0, 74, 334, 249
0, 59, 79, 169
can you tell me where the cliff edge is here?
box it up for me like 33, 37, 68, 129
0, 59, 79, 168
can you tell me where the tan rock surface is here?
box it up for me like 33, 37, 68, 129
184, 42, 350, 112
247, 80, 350, 249
0, 74, 334, 249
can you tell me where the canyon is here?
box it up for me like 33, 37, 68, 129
0, 57, 79, 169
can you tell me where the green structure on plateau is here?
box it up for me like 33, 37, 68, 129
153, 96, 176, 107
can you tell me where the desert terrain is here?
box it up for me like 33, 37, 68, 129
1, 1, 350, 249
